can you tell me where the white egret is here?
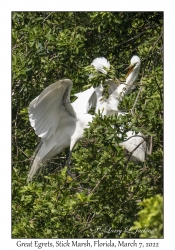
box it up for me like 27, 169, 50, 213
71, 57, 112, 114
121, 130, 146, 162
28, 79, 93, 181
28, 56, 145, 181
92, 56, 146, 162
91, 56, 110, 74
73, 56, 146, 162
72, 57, 120, 116
74, 56, 141, 114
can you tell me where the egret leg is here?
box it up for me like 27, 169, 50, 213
62, 149, 70, 168
66, 151, 73, 177
65, 150, 83, 191
67, 151, 72, 166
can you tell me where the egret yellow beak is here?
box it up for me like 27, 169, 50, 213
125, 64, 135, 79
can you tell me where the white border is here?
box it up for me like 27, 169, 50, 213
1, 1, 175, 249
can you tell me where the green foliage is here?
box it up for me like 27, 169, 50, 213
83, 63, 118, 99
121, 195, 163, 238
12, 12, 163, 238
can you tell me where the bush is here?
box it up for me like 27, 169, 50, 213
12, 12, 163, 238
121, 195, 163, 238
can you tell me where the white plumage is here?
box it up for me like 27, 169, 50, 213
121, 131, 146, 162
73, 56, 146, 162
73, 56, 141, 115
71, 86, 96, 114
91, 57, 110, 74
28, 56, 145, 181
28, 79, 93, 181
117, 55, 141, 98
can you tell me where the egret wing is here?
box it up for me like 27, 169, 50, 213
72, 86, 97, 113
29, 79, 76, 141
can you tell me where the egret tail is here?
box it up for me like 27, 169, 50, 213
27, 153, 43, 182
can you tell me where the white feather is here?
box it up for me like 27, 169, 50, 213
28, 79, 93, 181
28, 56, 144, 180
91, 57, 110, 74
120, 132, 146, 162
29, 79, 75, 141
72, 86, 96, 113
73, 56, 146, 161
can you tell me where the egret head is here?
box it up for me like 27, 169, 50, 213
125, 55, 141, 78
91, 57, 110, 74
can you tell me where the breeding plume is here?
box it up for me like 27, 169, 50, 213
74, 56, 141, 114
73, 56, 146, 161
28, 56, 145, 181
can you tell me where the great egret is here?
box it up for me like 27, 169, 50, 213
93, 56, 146, 162
120, 130, 146, 162
71, 57, 112, 113
91, 56, 110, 75
74, 56, 141, 114
28, 56, 145, 181
28, 79, 93, 181
73, 56, 146, 162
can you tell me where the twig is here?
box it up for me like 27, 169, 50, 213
150, 31, 163, 53
122, 138, 146, 178
12, 158, 31, 164
126, 138, 145, 163
12, 35, 25, 51
123, 134, 145, 143
154, 76, 163, 103
89, 172, 108, 195
114, 25, 151, 48
79, 225, 93, 233
86, 212, 96, 226
147, 136, 153, 155
29, 218, 36, 223
120, 82, 144, 87
17, 147, 30, 158
44, 12, 53, 21
131, 84, 143, 116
